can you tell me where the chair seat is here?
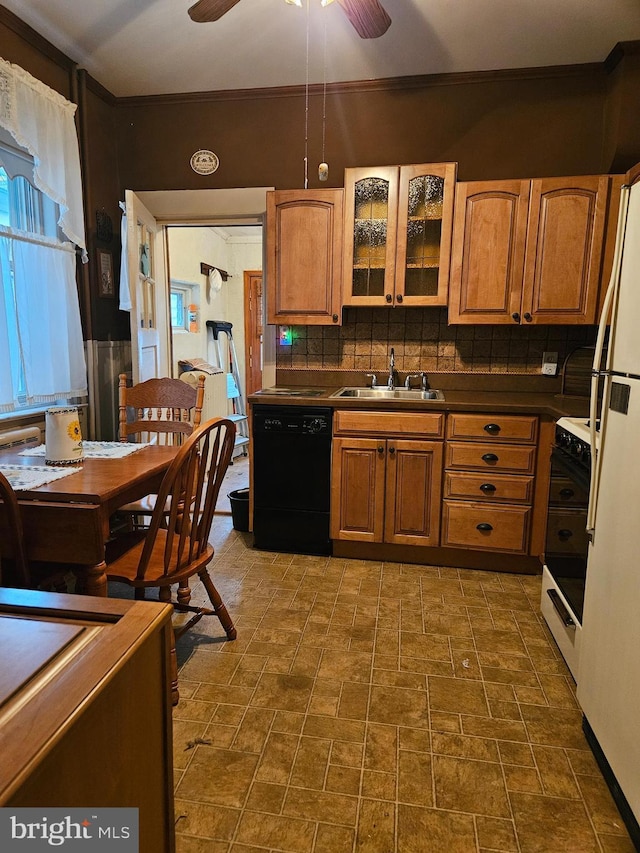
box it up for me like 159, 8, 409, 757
118, 494, 164, 515
107, 530, 213, 589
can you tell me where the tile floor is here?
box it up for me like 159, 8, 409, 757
172, 457, 635, 853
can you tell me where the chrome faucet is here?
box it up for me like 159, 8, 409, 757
387, 347, 395, 389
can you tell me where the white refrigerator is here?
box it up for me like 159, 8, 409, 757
577, 164, 640, 841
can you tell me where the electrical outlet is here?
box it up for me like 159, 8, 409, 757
278, 325, 292, 346
542, 351, 558, 376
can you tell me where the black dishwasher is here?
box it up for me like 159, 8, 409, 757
252, 405, 332, 556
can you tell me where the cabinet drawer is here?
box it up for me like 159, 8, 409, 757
334, 409, 444, 438
444, 472, 534, 504
447, 414, 538, 443
545, 508, 589, 556
445, 441, 536, 474
442, 501, 531, 554
548, 476, 588, 507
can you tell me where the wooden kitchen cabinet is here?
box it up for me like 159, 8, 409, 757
449, 175, 612, 324
342, 162, 457, 308
0, 588, 175, 853
442, 413, 539, 554
266, 188, 343, 325
331, 410, 444, 546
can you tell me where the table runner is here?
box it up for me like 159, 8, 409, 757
0, 464, 82, 491
20, 441, 151, 459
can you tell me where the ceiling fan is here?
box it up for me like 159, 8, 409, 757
187, 0, 392, 39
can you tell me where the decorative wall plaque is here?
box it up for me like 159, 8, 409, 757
190, 149, 219, 175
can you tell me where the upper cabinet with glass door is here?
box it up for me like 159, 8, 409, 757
342, 163, 457, 308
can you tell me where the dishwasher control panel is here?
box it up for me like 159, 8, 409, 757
254, 406, 332, 436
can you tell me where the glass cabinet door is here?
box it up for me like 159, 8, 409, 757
343, 166, 399, 306
395, 163, 457, 306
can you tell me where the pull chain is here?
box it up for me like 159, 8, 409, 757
304, 0, 310, 189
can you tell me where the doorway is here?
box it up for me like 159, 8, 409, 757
165, 224, 263, 410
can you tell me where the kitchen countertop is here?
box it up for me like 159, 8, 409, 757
249, 387, 590, 419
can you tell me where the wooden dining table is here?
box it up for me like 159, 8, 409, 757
0, 443, 178, 597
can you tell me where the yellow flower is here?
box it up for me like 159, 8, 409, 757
67, 420, 82, 441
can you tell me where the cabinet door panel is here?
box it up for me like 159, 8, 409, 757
522, 176, 609, 324
331, 437, 385, 541
343, 167, 399, 306
395, 163, 457, 306
385, 439, 443, 546
449, 180, 529, 324
266, 189, 343, 325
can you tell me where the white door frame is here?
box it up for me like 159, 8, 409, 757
135, 187, 275, 387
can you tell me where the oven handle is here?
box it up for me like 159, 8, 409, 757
588, 184, 630, 539
546, 589, 576, 629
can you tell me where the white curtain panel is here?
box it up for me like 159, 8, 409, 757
0, 236, 17, 412
0, 233, 88, 407
0, 57, 86, 256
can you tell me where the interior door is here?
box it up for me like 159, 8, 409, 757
244, 270, 263, 394
125, 190, 170, 383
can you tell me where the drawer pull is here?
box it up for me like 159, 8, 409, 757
481, 453, 499, 463
480, 483, 496, 493
476, 522, 493, 532
558, 529, 573, 541
546, 589, 575, 628
559, 488, 575, 498
483, 423, 501, 435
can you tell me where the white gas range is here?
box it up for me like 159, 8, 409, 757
540, 415, 597, 681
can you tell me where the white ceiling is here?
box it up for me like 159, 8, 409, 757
3, 0, 640, 98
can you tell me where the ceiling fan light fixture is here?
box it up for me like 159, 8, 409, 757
321, 0, 336, 6
285, 0, 303, 6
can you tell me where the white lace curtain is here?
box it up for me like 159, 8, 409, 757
0, 57, 88, 412
0, 57, 86, 253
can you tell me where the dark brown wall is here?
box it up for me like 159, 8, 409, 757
2, 0, 640, 349
115, 66, 609, 194
78, 72, 129, 341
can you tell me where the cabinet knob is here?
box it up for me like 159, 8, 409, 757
396, 294, 403, 303
378, 445, 384, 453
511, 312, 520, 322
476, 523, 493, 532
385, 294, 393, 303
558, 529, 573, 541
559, 488, 575, 498
332, 313, 339, 323
483, 423, 501, 435
523, 312, 532, 322
388, 447, 396, 454
481, 453, 499, 463
480, 483, 496, 493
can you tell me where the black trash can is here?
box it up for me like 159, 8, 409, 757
228, 488, 250, 532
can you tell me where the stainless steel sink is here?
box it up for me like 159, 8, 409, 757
330, 387, 445, 401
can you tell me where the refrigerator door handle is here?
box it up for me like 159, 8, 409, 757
587, 185, 631, 537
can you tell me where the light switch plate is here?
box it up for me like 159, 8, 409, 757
542, 351, 558, 376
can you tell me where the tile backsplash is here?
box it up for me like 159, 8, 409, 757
276, 307, 596, 375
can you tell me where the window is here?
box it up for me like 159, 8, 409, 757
0, 59, 88, 414
0, 144, 86, 413
170, 280, 198, 332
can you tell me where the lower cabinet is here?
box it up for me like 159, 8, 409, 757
0, 589, 176, 853
442, 413, 539, 555
331, 410, 444, 546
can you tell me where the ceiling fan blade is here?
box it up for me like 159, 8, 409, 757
336, 0, 392, 39
188, 0, 242, 24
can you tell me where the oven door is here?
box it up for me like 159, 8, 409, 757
541, 446, 590, 680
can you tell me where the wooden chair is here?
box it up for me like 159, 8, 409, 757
118, 373, 205, 446
106, 417, 237, 701
0, 471, 68, 592
116, 372, 205, 528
